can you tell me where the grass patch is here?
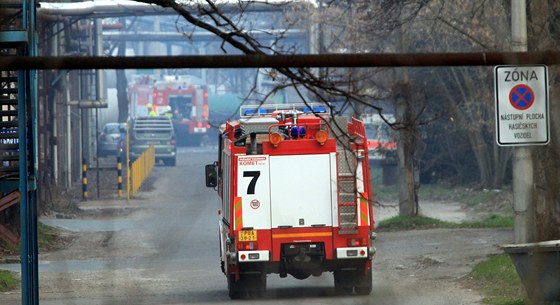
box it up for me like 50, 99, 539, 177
377, 214, 513, 231
0, 270, 18, 292
469, 254, 527, 305
38, 222, 61, 249
462, 214, 513, 228
376, 215, 456, 231
0, 238, 19, 255
1, 223, 69, 256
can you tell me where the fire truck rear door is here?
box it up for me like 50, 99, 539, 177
269, 154, 337, 228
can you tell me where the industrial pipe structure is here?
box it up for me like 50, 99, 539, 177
2, 51, 560, 70
37, 0, 317, 18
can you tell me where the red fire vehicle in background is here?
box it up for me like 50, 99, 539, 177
362, 113, 397, 167
129, 74, 210, 146
128, 74, 153, 116
205, 104, 376, 298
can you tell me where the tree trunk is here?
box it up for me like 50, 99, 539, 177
527, 0, 560, 241
396, 83, 418, 216
397, 131, 418, 216
533, 72, 560, 241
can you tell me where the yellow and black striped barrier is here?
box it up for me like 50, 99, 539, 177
117, 155, 123, 198
82, 158, 88, 200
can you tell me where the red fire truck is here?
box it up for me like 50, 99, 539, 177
129, 74, 210, 146
128, 74, 153, 116
205, 104, 376, 298
362, 113, 397, 166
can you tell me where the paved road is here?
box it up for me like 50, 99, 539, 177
0, 146, 513, 304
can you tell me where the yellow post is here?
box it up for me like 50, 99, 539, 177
126, 121, 130, 202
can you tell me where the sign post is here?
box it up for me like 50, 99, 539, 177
494, 65, 549, 146
495, 64, 549, 244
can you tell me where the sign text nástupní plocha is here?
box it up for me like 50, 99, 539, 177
500, 112, 545, 139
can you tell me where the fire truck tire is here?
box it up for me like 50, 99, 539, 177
354, 267, 373, 295
246, 273, 267, 298
227, 273, 266, 299
227, 274, 243, 299
334, 270, 354, 295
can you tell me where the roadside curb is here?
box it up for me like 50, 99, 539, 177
76, 198, 142, 214
0, 256, 20, 264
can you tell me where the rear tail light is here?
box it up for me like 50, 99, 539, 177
100, 134, 106, 141
239, 241, 258, 250
347, 238, 366, 247
171, 137, 176, 145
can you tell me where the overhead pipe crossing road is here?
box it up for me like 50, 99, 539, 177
2, 51, 560, 70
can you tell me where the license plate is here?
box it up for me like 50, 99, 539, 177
238, 230, 257, 242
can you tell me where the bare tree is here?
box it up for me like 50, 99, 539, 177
132, 0, 396, 147
128, 0, 460, 217
131, 1, 560, 234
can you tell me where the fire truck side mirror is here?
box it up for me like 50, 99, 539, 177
205, 164, 218, 188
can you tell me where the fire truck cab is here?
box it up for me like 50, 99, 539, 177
205, 104, 375, 298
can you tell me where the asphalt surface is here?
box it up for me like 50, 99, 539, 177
0, 146, 513, 304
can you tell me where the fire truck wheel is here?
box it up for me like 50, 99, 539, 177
227, 272, 266, 299
227, 274, 244, 299
246, 273, 266, 298
354, 267, 373, 295
334, 270, 354, 295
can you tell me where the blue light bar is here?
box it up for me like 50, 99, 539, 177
312, 106, 327, 113
243, 109, 257, 116
240, 103, 331, 117
242, 108, 271, 116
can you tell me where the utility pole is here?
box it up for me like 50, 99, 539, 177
511, 0, 535, 243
